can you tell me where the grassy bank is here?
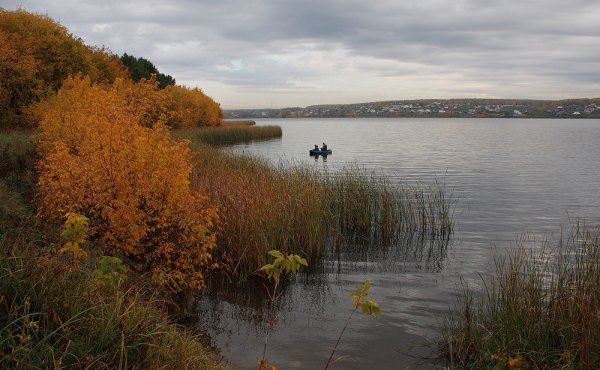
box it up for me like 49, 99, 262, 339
0, 240, 223, 369
0, 132, 224, 369
188, 143, 454, 275
444, 224, 600, 369
173, 125, 282, 146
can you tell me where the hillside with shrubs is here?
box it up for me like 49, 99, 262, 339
0, 8, 224, 368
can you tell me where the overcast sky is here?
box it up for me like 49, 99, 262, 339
4, 0, 600, 108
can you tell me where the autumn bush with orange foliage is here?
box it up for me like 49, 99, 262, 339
0, 9, 127, 127
165, 85, 223, 128
36, 75, 217, 291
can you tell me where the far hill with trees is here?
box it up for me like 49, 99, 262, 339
225, 98, 600, 119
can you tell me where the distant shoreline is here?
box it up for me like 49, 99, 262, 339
225, 98, 600, 120
224, 115, 600, 120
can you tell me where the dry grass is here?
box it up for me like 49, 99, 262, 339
188, 144, 454, 276
0, 239, 225, 369
173, 125, 281, 146
444, 222, 600, 369
221, 120, 256, 127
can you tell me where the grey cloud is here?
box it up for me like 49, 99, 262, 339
3, 0, 600, 107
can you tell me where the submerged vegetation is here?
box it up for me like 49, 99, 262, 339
444, 224, 600, 369
174, 125, 282, 146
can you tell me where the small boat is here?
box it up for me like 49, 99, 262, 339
309, 148, 332, 155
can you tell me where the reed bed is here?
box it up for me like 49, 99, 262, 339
173, 125, 281, 146
444, 223, 600, 369
221, 120, 256, 127
189, 144, 454, 276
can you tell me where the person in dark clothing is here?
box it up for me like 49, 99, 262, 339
321, 142, 327, 151
314, 144, 319, 150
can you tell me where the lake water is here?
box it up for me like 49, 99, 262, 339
196, 118, 600, 369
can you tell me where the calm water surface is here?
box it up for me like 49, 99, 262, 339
196, 118, 600, 369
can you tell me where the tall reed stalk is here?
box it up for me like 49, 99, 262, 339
188, 144, 454, 276
444, 222, 600, 369
173, 125, 282, 146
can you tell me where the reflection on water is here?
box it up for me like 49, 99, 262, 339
198, 118, 600, 369
323, 233, 452, 274
197, 233, 452, 369
313, 154, 328, 162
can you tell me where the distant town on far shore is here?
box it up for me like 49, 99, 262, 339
225, 98, 600, 119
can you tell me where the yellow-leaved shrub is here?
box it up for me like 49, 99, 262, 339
36, 75, 217, 290
165, 85, 223, 128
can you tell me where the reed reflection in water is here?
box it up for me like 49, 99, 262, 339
196, 231, 452, 369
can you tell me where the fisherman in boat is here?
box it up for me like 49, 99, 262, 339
314, 144, 319, 151
321, 142, 328, 151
